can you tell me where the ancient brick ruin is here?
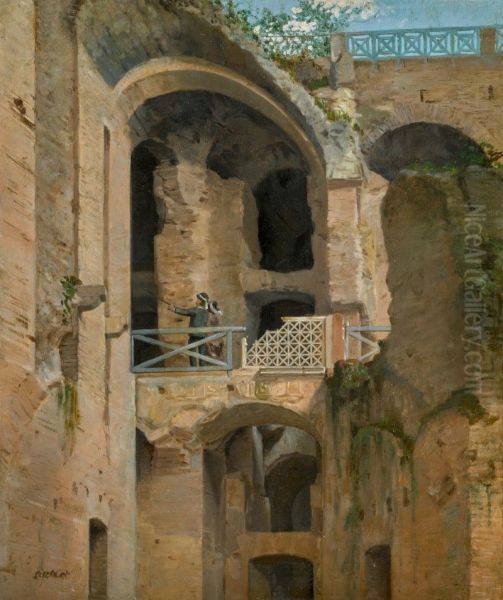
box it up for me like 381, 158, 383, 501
1, 1, 502, 599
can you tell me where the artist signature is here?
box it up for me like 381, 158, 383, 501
33, 569, 70, 580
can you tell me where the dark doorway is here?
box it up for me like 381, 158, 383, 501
131, 144, 160, 273
258, 299, 314, 339
365, 545, 391, 600
130, 144, 161, 357
249, 555, 314, 599
132, 310, 159, 366
89, 519, 107, 600
254, 169, 313, 273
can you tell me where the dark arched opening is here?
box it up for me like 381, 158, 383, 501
245, 291, 315, 343
89, 519, 108, 600
254, 169, 313, 272
368, 122, 486, 181
218, 425, 320, 533
249, 555, 314, 599
258, 298, 314, 339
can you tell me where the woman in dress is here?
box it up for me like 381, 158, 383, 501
207, 300, 224, 361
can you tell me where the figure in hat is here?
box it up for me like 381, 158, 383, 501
165, 292, 210, 367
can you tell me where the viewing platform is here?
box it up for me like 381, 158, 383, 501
131, 315, 391, 376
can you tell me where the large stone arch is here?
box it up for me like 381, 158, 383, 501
136, 376, 327, 450
199, 400, 321, 447
113, 56, 326, 184
361, 102, 492, 159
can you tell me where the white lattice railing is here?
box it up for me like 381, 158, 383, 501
244, 317, 327, 373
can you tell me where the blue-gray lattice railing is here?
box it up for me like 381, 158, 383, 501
346, 27, 483, 61
497, 28, 503, 53
132, 326, 246, 373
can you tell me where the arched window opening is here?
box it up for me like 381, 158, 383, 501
254, 169, 313, 273
249, 555, 314, 600
89, 519, 107, 600
365, 545, 391, 600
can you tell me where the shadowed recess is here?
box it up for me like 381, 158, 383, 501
249, 555, 314, 599
254, 169, 314, 272
368, 122, 486, 180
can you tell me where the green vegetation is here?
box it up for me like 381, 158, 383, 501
314, 97, 363, 132
405, 161, 460, 175
57, 379, 80, 454
215, 0, 377, 59
369, 418, 415, 464
304, 76, 330, 91
350, 417, 415, 470
340, 361, 370, 391
406, 141, 503, 175
344, 504, 364, 529
60, 275, 81, 326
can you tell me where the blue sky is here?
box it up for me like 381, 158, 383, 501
243, 0, 503, 30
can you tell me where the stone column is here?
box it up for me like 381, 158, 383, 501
330, 32, 355, 88
326, 180, 364, 310
137, 445, 205, 599
152, 134, 249, 366
224, 478, 246, 600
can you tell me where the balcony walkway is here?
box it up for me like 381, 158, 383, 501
131, 315, 391, 376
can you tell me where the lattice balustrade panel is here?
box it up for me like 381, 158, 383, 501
246, 318, 325, 368
347, 28, 480, 61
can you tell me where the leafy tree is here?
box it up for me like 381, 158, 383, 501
218, 0, 378, 57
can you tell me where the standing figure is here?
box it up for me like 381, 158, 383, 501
165, 292, 210, 367
207, 300, 224, 361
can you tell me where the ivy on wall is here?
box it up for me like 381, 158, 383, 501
57, 379, 80, 456
60, 275, 81, 326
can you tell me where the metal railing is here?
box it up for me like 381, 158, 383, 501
131, 326, 246, 373
346, 27, 482, 61
344, 324, 391, 362
244, 317, 327, 374
255, 27, 502, 62
497, 28, 503, 53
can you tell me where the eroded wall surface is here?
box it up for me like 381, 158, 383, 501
1, 1, 136, 597
328, 169, 503, 600
2, 2, 503, 599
